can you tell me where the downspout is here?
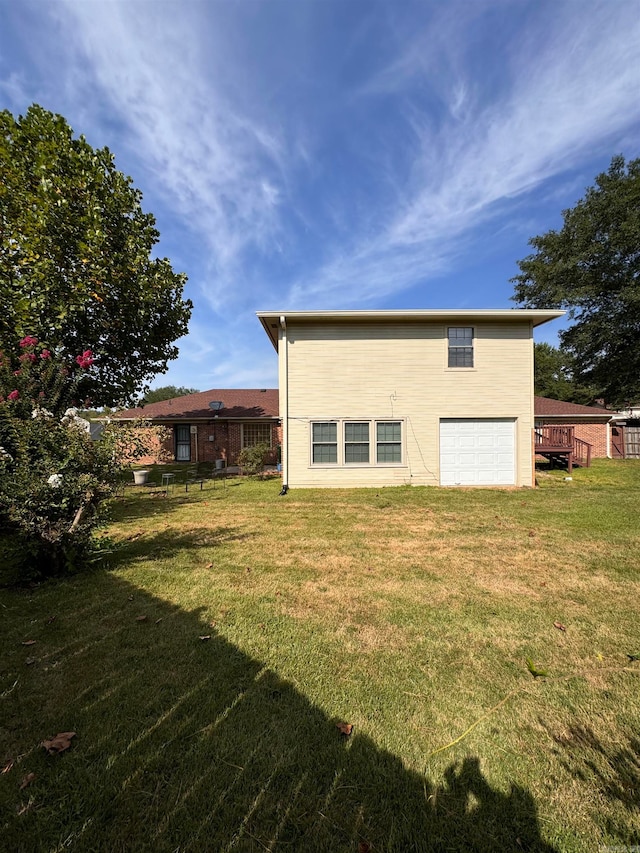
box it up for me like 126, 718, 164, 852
280, 315, 289, 492
529, 320, 535, 487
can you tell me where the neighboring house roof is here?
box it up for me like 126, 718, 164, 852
257, 309, 565, 350
534, 396, 613, 420
113, 388, 279, 421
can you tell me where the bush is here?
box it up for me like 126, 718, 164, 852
237, 443, 270, 476
0, 337, 165, 580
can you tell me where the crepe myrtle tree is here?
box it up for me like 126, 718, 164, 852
0, 104, 192, 408
0, 336, 169, 579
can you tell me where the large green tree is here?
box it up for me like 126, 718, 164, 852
533, 342, 596, 404
140, 385, 199, 405
512, 155, 640, 408
0, 104, 192, 407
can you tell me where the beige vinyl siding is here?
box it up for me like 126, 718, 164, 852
282, 321, 534, 488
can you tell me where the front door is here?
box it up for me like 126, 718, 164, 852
175, 425, 191, 461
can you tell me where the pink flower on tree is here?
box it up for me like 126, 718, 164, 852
75, 349, 94, 369
8, 390, 20, 401
19, 336, 38, 348
40, 349, 51, 359
19, 353, 37, 363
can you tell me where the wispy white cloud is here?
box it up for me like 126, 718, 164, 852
2, 0, 639, 385
47, 1, 292, 311
289, 1, 640, 307
162, 315, 278, 390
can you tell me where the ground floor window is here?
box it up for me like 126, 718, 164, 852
312, 422, 337, 463
242, 422, 273, 449
175, 424, 191, 461
376, 421, 402, 462
310, 419, 403, 466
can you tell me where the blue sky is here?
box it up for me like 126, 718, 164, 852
1, 0, 639, 391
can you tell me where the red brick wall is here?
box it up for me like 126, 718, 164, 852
573, 423, 609, 458
155, 420, 283, 465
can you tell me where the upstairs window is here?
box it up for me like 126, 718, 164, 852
448, 327, 474, 367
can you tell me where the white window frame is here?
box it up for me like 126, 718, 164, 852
310, 419, 404, 467
447, 326, 474, 368
311, 421, 339, 465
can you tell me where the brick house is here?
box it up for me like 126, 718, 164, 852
534, 396, 613, 458
113, 389, 281, 466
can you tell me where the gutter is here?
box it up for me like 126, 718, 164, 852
280, 315, 288, 491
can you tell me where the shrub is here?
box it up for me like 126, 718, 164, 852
237, 442, 271, 476
0, 337, 164, 580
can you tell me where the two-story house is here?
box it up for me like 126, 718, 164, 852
257, 309, 564, 488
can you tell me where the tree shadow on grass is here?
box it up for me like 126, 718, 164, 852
107, 483, 231, 523
105, 526, 256, 569
2, 575, 558, 853
540, 719, 640, 844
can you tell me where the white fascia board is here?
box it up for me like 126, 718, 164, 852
256, 309, 565, 349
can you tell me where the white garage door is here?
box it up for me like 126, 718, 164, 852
440, 419, 516, 486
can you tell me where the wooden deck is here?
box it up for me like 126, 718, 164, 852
534, 426, 592, 473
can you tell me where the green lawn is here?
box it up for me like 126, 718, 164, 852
2, 461, 640, 851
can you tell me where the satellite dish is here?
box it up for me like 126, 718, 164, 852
208, 401, 224, 411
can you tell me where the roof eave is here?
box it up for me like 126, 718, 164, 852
256, 309, 566, 348
536, 413, 613, 421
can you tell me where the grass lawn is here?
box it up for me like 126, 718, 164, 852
2, 460, 640, 852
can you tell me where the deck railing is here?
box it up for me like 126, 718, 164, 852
534, 425, 592, 470
534, 425, 574, 449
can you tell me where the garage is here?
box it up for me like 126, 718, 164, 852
440, 419, 516, 486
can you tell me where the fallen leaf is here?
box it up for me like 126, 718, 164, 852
528, 530, 536, 537
209, 621, 217, 628
205, 563, 213, 569
246, 567, 251, 573
358, 842, 371, 853
155, 618, 163, 625
17, 801, 33, 816
626, 653, 640, 662
128, 595, 134, 601
553, 621, 567, 632
21, 640, 36, 646
2, 758, 15, 774
126, 531, 144, 541
42, 732, 76, 755
19, 773, 36, 790
136, 615, 148, 622
336, 721, 353, 737
540, 581, 547, 587
25, 658, 36, 666
45, 615, 57, 625
199, 635, 211, 641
